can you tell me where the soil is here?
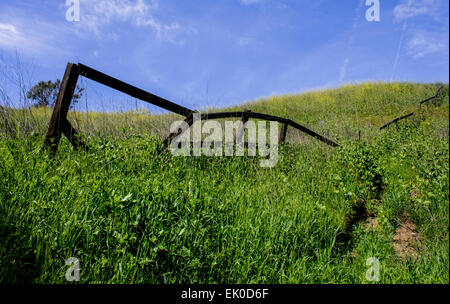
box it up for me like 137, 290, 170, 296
365, 216, 379, 230
393, 217, 423, 260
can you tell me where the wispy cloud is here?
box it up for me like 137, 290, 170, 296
76, 0, 182, 43
393, 0, 441, 22
0, 23, 20, 49
392, 0, 448, 64
339, 0, 364, 82
339, 58, 350, 82
407, 30, 447, 59
0, 21, 60, 55
240, 0, 262, 5
0, 23, 18, 34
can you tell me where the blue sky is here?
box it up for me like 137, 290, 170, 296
0, 0, 448, 112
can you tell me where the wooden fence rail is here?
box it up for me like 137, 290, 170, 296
198, 112, 339, 147
379, 112, 414, 130
420, 85, 444, 106
77, 63, 194, 117
379, 85, 445, 131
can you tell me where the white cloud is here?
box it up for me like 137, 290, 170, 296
392, 0, 448, 60
240, 0, 262, 5
76, 0, 182, 43
0, 21, 58, 55
393, 0, 441, 22
406, 30, 447, 59
0, 23, 18, 34
237, 37, 252, 46
339, 58, 350, 82
0, 23, 19, 49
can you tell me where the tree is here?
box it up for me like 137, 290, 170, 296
27, 79, 84, 108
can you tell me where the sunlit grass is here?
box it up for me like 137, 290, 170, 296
0, 82, 448, 283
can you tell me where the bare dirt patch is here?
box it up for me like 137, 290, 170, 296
393, 217, 423, 260
411, 185, 419, 199
364, 216, 378, 230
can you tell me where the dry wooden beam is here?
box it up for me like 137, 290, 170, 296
77, 63, 194, 117
381, 86, 446, 130
278, 123, 288, 145
420, 85, 444, 105
61, 118, 89, 151
163, 110, 340, 147
44, 63, 80, 154
176, 141, 269, 149
236, 109, 251, 142
199, 111, 340, 147
161, 113, 195, 152
380, 112, 414, 130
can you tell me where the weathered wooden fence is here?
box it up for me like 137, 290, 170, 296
380, 85, 444, 130
45, 62, 340, 155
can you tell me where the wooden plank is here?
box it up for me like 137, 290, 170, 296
177, 141, 269, 149
278, 123, 288, 145
200, 111, 340, 147
77, 63, 194, 117
420, 85, 443, 105
61, 119, 89, 151
382, 86, 445, 129
161, 113, 195, 152
380, 112, 414, 130
44, 63, 80, 154
236, 109, 251, 142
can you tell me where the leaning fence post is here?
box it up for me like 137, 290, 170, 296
44, 63, 80, 154
278, 123, 288, 145
161, 112, 195, 152
61, 118, 89, 152
236, 109, 251, 143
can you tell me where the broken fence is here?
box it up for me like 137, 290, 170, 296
44, 62, 340, 155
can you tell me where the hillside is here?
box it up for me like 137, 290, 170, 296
0, 82, 448, 283
2, 82, 449, 141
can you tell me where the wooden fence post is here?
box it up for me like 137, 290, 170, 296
161, 113, 195, 152
44, 63, 80, 154
278, 123, 288, 145
236, 109, 251, 143
61, 118, 89, 151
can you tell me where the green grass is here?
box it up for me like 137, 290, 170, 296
0, 82, 448, 283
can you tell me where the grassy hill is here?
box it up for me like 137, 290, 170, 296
0, 82, 448, 283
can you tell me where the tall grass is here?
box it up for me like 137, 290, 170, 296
1, 82, 448, 141
0, 82, 448, 283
